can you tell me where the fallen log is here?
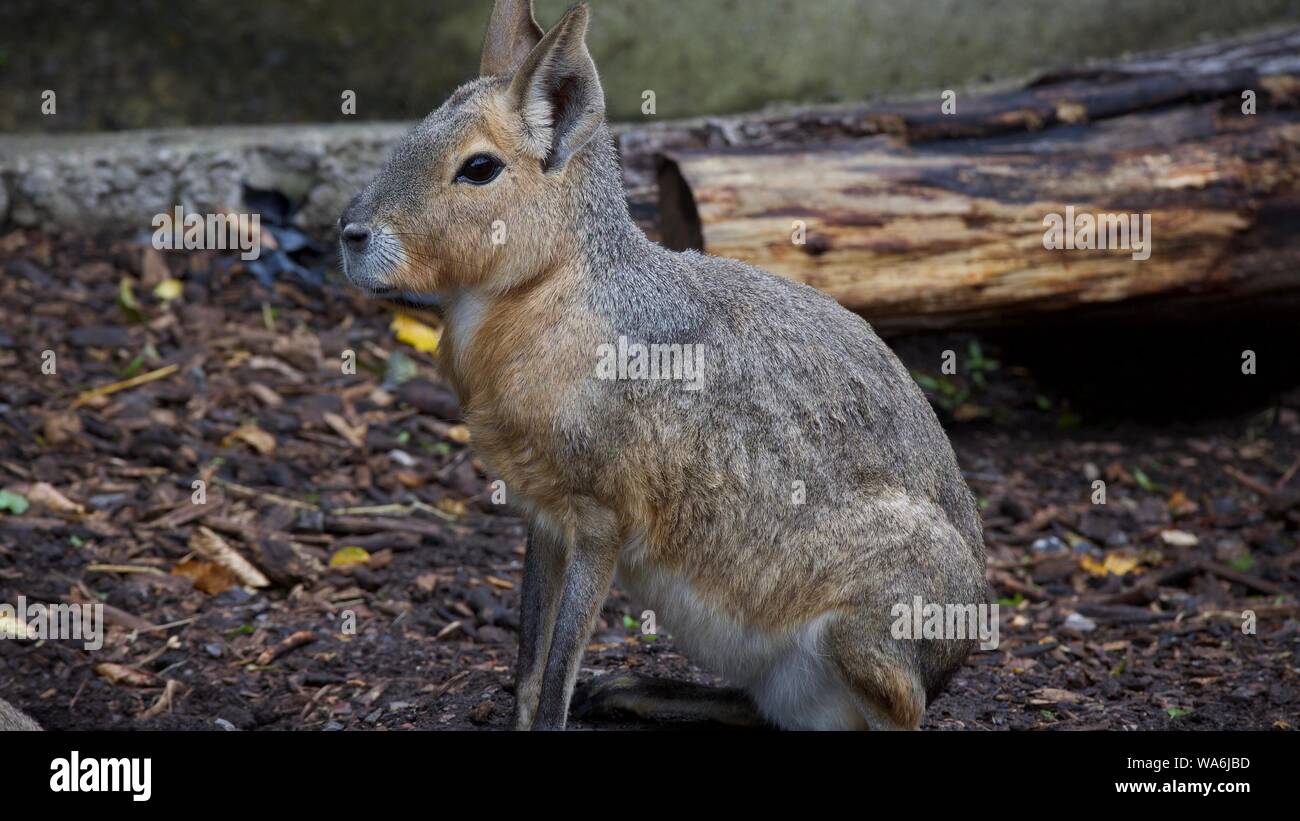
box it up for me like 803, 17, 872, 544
652, 27, 1300, 333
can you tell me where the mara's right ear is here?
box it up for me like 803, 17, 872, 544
480, 0, 544, 78
507, 4, 604, 172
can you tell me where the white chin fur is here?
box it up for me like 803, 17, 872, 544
343, 228, 403, 292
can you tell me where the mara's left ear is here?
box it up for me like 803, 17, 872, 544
480, 0, 543, 78
507, 3, 604, 172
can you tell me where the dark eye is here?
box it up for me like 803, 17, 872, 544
456, 154, 504, 184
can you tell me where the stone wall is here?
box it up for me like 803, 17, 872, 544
0, 124, 408, 237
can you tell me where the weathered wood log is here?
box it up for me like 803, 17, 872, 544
647, 27, 1300, 333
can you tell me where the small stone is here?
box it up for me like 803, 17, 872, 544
1229, 687, 1257, 703
1160, 529, 1199, 547
1063, 612, 1097, 634
476, 625, 511, 644
88, 492, 130, 511
68, 325, 132, 348
1070, 539, 1103, 558
389, 449, 417, 467
1031, 535, 1069, 556
213, 718, 237, 731
1214, 537, 1249, 563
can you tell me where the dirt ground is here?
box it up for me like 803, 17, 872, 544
1, 230, 1296, 731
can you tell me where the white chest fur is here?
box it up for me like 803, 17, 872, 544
444, 289, 488, 376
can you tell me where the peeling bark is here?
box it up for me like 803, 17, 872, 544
646, 27, 1300, 331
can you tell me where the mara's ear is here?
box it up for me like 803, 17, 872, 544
480, 0, 544, 78
507, 3, 604, 172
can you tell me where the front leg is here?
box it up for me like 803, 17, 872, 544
513, 521, 567, 730
532, 521, 619, 731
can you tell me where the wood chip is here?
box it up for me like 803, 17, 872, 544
71, 364, 180, 408
256, 630, 317, 666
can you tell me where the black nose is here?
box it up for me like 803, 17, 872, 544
341, 222, 371, 253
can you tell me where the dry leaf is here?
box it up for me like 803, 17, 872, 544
1029, 687, 1085, 705
42, 410, 83, 445
394, 470, 425, 488
94, 663, 161, 688
436, 497, 467, 518
244, 355, 305, 383
323, 412, 367, 448
1167, 490, 1198, 516
222, 422, 277, 455
189, 526, 269, 588
446, 424, 471, 445
138, 679, 184, 721
246, 382, 283, 407
27, 482, 85, 515
171, 558, 237, 595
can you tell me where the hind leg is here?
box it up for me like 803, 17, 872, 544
825, 614, 930, 731
746, 613, 926, 731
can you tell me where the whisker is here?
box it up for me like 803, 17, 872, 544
384, 240, 480, 272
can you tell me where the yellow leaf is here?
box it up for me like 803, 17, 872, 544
436, 497, 467, 518
329, 546, 371, 568
1080, 552, 1140, 577
153, 278, 183, 302
391, 313, 441, 353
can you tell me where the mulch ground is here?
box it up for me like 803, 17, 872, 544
1, 229, 1296, 731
